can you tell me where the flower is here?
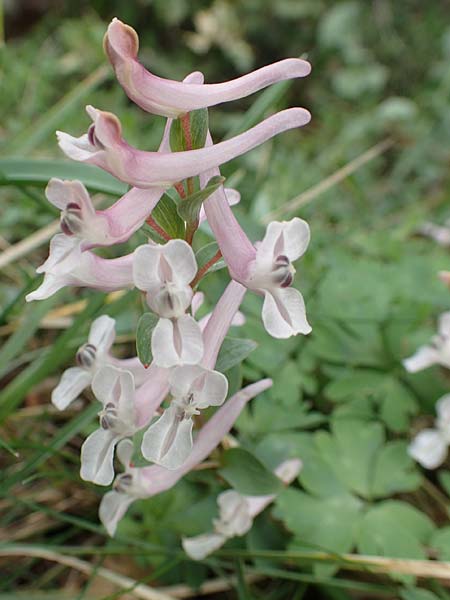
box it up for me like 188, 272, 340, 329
408, 395, 450, 469
403, 311, 450, 372
99, 439, 149, 536
182, 458, 302, 559
99, 378, 272, 536
52, 315, 146, 410
133, 239, 204, 368
25, 235, 134, 302
80, 365, 138, 485
141, 365, 228, 469
104, 18, 311, 118
46, 178, 164, 250
56, 106, 311, 189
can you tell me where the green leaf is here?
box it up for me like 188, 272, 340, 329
0, 159, 127, 195
170, 108, 209, 152
177, 176, 225, 223
431, 527, 450, 561
215, 336, 258, 373
371, 441, 421, 496
195, 242, 226, 275
400, 588, 441, 600
219, 448, 283, 495
274, 488, 363, 577
136, 312, 159, 367
151, 193, 185, 239
356, 500, 435, 563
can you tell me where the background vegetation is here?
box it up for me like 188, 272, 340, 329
2, 0, 450, 598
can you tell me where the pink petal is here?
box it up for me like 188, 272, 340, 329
105, 18, 311, 117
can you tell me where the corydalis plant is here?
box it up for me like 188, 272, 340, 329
27, 18, 312, 551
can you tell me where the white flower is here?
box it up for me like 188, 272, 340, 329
182, 458, 302, 560
80, 366, 137, 485
51, 315, 146, 410
141, 365, 228, 469
403, 312, 450, 372
247, 218, 311, 338
99, 439, 147, 536
133, 240, 204, 367
408, 428, 448, 470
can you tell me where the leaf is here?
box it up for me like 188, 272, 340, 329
315, 417, 385, 499
356, 500, 435, 562
0, 159, 127, 195
431, 527, 450, 561
177, 176, 225, 223
195, 242, 226, 274
215, 336, 258, 373
371, 441, 421, 497
219, 448, 283, 495
151, 194, 185, 239
170, 108, 209, 152
401, 588, 441, 600
274, 487, 363, 577
325, 371, 418, 432
136, 312, 159, 367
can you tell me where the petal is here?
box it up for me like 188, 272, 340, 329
51, 367, 92, 410
168, 365, 227, 408
216, 490, 252, 536
191, 291, 205, 318
99, 490, 134, 537
46, 178, 95, 214
25, 273, 69, 302
439, 312, 450, 337
141, 405, 194, 469
56, 131, 97, 161
60, 108, 311, 189
36, 234, 82, 274
257, 218, 310, 267
262, 288, 311, 339
274, 458, 303, 484
117, 370, 137, 427
151, 316, 204, 368
436, 394, 450, 443
88, 315, 116, 353
116, 438, 134, 469
104, 18, 311, 117
132, 244, 161, 291
182, 533, 226, 560
80, 428, 118, 485
408, 429, 448, 470
91, 365, 124, 405
162, 240, 198, 286
403, 345, 439, 373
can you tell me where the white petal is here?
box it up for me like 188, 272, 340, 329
36, 234, 81, 274
163, 240, 198, 286
91, 365, 124, 405
80, 428, 118, 485
151, 316, 203, 368
262, 288, 311, 339
56, 131, 97, 161
257, 218, 310, 268
408, 429, 448, 469
46, 178, 94, 215
51, 367, 92, 410
116, 438, 134, 469
141, 405, 194, 469
274, 458, 303, 484
132, 244, 162, 291
88, 315, 116, 353
99, 490, 134, 537
224, 188, 241, 207
116, 370, 136, 427
436, 394, 450, 443
25, 273, 69, 302
403, 346, 439, 373
439, 312, 450, 337
182, 533, 226, 560
216, 490, 253, 536
169, 366, 227, 409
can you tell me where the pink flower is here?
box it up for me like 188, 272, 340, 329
56, 106, 311, 189
104, 18, 311, 118
25, 235, 134, 301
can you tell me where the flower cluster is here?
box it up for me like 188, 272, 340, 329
28, 19, 312, 542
